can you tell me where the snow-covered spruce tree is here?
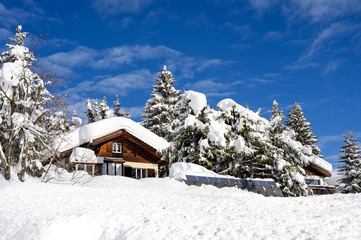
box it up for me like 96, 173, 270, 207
267, 100, 312, 196
337, 131, 361, 193
113, 95, 124, 117
163, 91, 226, 171
0, 26, 68, 181
100, 96, 111, 119
286, 102, 321, 156
217, 99, 274, 179
85, 98, 94, 123
70, 110, 83, 130
141, 65, 181, 141
92, 98, 100, 121
125, 109, 131, 119
169, 105, 213, 168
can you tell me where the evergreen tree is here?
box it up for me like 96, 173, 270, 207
0, 26, 68, 181
141, 65, 181, 141
286, 102, 321, 156
99, 96, 110, 120
70, 110, 83, 129
92, 98, 100, 121
338, 130, 361, 193
268, 100, 312, 196
125, 109, 131, 119
113, 95, 124, 117
85, 98, 94, 123
169, 105, 213, 169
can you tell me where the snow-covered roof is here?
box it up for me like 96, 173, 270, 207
58, 117, 170, 153
308, 155, 332, 175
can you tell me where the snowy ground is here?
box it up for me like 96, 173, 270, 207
1, 175, 360, 240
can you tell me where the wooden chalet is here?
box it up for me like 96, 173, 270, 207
304, 161, 335, 195
58, 117, 170, 179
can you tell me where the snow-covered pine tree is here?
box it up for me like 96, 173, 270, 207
85, 98, 94, 123
170, 105, 213, 168
0, 26, 68, 181
267, 99, 312, 196
99, 96, 111, 120
216, 99, 274, 179
237, 113, 274, 179
70, 110, 83, 129
141, 65, 181, 141
337, 130, 361, 193
286, 102, 321, 156
92, 98, 100, 121
113, 95, 124, 117
125, 109, 131, 119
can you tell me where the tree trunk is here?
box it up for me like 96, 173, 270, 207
4, 165, 11, 180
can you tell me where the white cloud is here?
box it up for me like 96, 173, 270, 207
128, 106, 144, 119
41, 44, 229, 82
92, 0, 155, 15
66, 69, 153, 97
286, 22, 360, 70
284, 0, 361, 23
0, 28, 12, 41
183, 77, 275, 97
263, 31, 284, 41
0, 3, 60, 29
325, 60, 342, 74
248, 0, 280, 15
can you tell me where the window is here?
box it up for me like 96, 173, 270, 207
112, 142, 122, 153
305, 178, 320, 185
131, 168, 148, 179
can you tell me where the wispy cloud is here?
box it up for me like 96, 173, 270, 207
248, 0, 280, 16
221, 22, 252, 39
66, 69, 153, 97
263, 31, 285, 41
92, 0, 155, 15
283, 0, 361, 23
0, 28, 12, 41
286, 22, 360, 70
64, 69, 154, 119
0, 3, 60, 30
325, 59, 343, 74
41, 44, 227, 79
183, 77, 275, 97
184, 13, 213, 29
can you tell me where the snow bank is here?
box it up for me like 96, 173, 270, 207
58, 117, 170, 153
1, 177, 360, 240
69, 147, 100, 163
184, 90, 207, 115
169, 162, 224, 181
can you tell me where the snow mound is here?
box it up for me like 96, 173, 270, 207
58, 117, 170, 153
217, 98, 268, 124
169, 162, 228, 181
69, 147, 100, 163
184, 90, 207, 115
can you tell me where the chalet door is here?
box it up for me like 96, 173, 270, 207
124, 166, 132, 177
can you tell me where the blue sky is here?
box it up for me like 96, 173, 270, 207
1, 0, 361, 171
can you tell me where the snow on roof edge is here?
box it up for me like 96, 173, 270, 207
58, 117, 170, 153
308, 156, 332, 175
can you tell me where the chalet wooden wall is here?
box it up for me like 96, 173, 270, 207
97, 137, 156, 165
